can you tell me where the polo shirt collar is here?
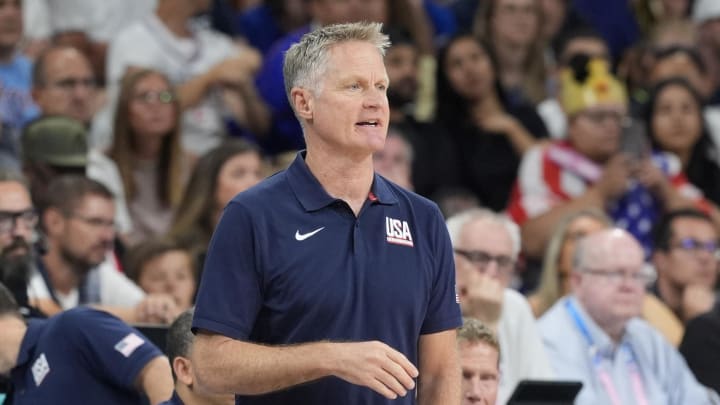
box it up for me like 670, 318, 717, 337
14, 320, 45, 368
287, 151, 398, 212
567, 296, 620, 354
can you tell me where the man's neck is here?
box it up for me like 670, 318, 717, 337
493, 39, 526, 88
176, 384, 230, 405
304, 145, 374, 217
42, 246, 80, 295
656, 277, 682, 317
156, 2, 194, 38
0, 317, 27, 374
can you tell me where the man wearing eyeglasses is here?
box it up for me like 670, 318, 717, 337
539, 228, 719, 404
29, 45, 133, 239
446, 208, 553, 405
0, 170, 59, 318
27, 175, 180, 325
651, 208, 719, 324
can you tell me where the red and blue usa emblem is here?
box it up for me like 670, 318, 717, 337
385, 217, 413, 247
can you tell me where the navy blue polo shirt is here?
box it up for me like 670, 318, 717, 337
10, 307, 163, 405
193, 152, 462, 404
158, 391, 184, 405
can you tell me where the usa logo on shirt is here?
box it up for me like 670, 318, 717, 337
385, 217, 413, 247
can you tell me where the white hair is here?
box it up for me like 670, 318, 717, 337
445, 208, 521, 260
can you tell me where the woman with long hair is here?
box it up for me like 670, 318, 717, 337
167, 139, 263, 269
436, 34, 547, 210
108, 68, 189, 245
473, 0, 547, 106
645, 77, 720, 206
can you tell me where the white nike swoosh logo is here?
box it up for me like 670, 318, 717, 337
295, 227, 325, 241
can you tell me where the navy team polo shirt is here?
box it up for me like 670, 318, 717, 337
193, 151, 462, 405
10, 307, 163, 405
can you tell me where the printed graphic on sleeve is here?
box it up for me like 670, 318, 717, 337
114, 333, 145, 358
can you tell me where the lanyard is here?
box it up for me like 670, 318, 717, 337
36, 257, 99, 307
565, 299, 650, 405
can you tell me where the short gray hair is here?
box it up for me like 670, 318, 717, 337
458, 317, 500, 354
446, 208, 521, 260
283, 22, 390, 107
166, 309, 194, 379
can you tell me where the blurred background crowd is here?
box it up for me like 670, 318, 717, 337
2, 0, 720, 403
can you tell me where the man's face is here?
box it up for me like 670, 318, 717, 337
372, 132, 412, 189
385, 44, 419, 108
567, 105, 624, 163
32, 48, 96, 124
460, 340, 499, 405
454, 219, 515, 287
50, 195, 115, 274
0, 0, 21, 51
300, 40, 390, 156
0, 181, 35, 260
654, 217, 719, 289
573, 231, 646, 332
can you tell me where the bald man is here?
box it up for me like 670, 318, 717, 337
539, 228, 718, 404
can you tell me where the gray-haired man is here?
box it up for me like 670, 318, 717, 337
191, 22, 462, 404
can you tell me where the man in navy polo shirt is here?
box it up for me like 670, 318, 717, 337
191, 21, 462, 404
0, 282, 174, 404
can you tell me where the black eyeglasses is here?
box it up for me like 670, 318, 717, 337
671, 238, 720, 258
454, 249, 515, 273
133, 90, 175, 105
0, 209, 38, 234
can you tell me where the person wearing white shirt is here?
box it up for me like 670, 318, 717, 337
447, 208, 554, 405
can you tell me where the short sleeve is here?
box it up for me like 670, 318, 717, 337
420, 205, 462, 334
66, 308, 163, 388
192, 201, 263, 340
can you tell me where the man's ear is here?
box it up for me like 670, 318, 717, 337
42, 208, 65, 237
291, 87, 313, 120
173, 356, 193, 387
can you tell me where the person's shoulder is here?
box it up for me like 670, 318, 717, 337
626, 317, 672, 350
503, 288, 532, 310
538, 297, 571, 333
196, 26, 234, 49
53, 307, 117, 332
380, 176, 443, 215
228, 170, 290, 208
112, 17, 150, 43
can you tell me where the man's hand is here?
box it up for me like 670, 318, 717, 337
210, 50, 262, 86
459, 273, 504, 328
134, 294, 180, 324
328, 341, 419, 399
594, 154, 632, 201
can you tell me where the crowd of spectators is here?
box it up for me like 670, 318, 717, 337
2, 0, 720, 403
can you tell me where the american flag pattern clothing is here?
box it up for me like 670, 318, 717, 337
508, 141, 711, 256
